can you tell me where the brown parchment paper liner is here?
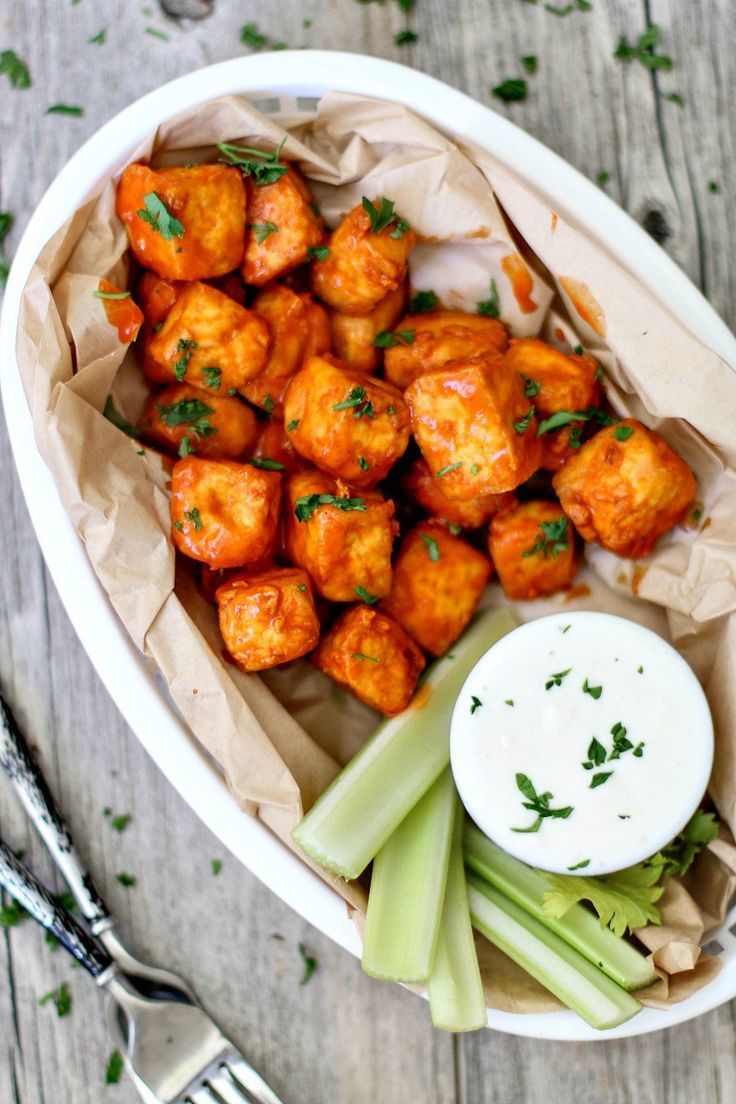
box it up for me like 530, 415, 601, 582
16, 90, 736, 1016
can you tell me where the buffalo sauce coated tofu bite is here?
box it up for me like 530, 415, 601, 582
380, 522, 492, 656
405, 354, 542, 500
139, 384, 259, 460
116, 163, 246, 281
552, 419, 697, 559
401, 457, 512, 531
241, 162, 323, 286
142, 282, 271, 392
312, 605, 425, 716
136, 271, 184, 327
488, 499, 580, 600
329, 283, 407, 374
283, 469, 397, 602
170, 456, 281, 569
216, 568, 320, 672
283, 354, 410, 488
311, 196, 417, 315
383, 310, 509, 390
503, 339, 601, 470
241, 284, 330, 414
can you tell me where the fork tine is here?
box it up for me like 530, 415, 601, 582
203, 1076, 253, 1104
183, 1090, 218, 1104
223, 1058, 285, 1104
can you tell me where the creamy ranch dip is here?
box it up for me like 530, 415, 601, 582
450, 612, 714, 876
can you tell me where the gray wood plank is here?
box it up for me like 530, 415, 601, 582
0, 0, 734, 1102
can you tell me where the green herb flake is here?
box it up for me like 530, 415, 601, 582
295, 494, 367, 522
252, 221, 279, 245
522, 517, 568, 559
582, 677, 603, 700
287, 419, 300, 431
110, 813, 132, 833
172, 337, 197, 382
354, 585, 378, 605
435, 461, 463, 478
513, 406, 535, 434
0, 210, 14, 285
241, 22, 268, 49
477, 277, 501, 318
353, 652, 380, 663
39, 981, 72, 1018
420, 534, 441, 562
560, 624, 571, 633
524, 377, 542, 398
374, 329, 415, 348
410, 289, 438, 313
521, 55, 538, 74
567, 859, 590, 871
614, 24, 673, 72
46, 104, 84, 116
0, 50, 32, 89
448, 523, 463, 536
184, 508, 203, 532
178, 436, 196, 458
505, 699, 514, 707
136, 192, 184, 241
0, 900, 28, 928
637, 665, 644, 674
217, 138, 288, 186
89, 28, 107, 44
615, 424, 634, 442
361, 195, 410, 238
104, 396, 140, 439
511, 773, 574, 834
211, 859, 223, 877
574, 344, 585, 355
590, 771, 613, 789
358, 456, 370, 473
582, 737, 607, 771
308, 245, 330, 260
394, 30, 418, 45
332, 385, 375, 420
116, 872, 137, 888
492, 78, 528, 103
596, 171, 610, 187
545, 667, 571, 690
608, 721, 633, 761
470, 695, 483, 714
536, 405, 616, 436
298, 942, 316, 985
173, 520, 184, 532
202, 366, 221, 391
665, 92, 684, 106
105, 1050, 124, 1085
145, 27, 170, 40
262, 394, 275, 413
249, 457, 285, 471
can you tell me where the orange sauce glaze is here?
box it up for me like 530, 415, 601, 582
559, 277, 607, 338
564, 583, 591, 602
500, 254, 537, 314
631, 565, 647, 596
98, 278, 144, 343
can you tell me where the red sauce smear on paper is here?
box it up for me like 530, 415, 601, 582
564, 583, 591, 603
500, 254, 537, 314
98, 278, 144, 344
631, 565, 647, 596
554, 327, 566, 343
559, 277, 607, 337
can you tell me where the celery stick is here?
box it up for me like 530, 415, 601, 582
463, 824, 657, 991
292, 607, 517, 879
428, 807, 488, 1032
467, 875, 642, 1030
362, 768, 456, 982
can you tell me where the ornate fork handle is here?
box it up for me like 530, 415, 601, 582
0, 691, 111, 932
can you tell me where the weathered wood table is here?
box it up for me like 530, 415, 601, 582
1, 2, 734, 1101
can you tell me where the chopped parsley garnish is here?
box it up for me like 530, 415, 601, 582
178, 437, 196, 457
46, 104, 84, 116
545, 667, 571, 690
252, 221, 279, 245
477, 277, 500, 318
470, 695, 483, 714
410, 289, 438, 313
110, 813, 132, 833
294, 494, 367, 522
89, 28, 107, 45
420, 534, 441, 562
172, 338, 197, 382
202, 366, 221, 390
358, 456, 370, 472
448, 523, 462, 536
608, 721, 633, 760
708, 180, 720, 194
633, 743, 645, 758
361, 195, 410, 239
614, 24, 672, 71
513, 406, 535, 434
173, 520, 184, 532
505, 699, 514, 706
574, 344, 585, 355
395, 29, 418, 45
217, 137, 288, 185
511, 773, 573, 833
298, 942, 316, 985
211, 859, 223, 876
240, 22, 267, 48
262, 394, 275, 413
582, 677, 602, 700
0, 899, 28, 928
435, 461, 463, 478
637, 665, 644, 674
614, 424, 634, 442
665, 92, 684, 106
522, 517, 568, 559
353, 652, 380, 663
249, 457, 285, 470
116, 872, 137, 888
308, 245, 330, 260
287, 419, 300, 431
567, 859, 590, 871
354, 586, 378, 605
596, 171, 610, 187
470, 463, 480, 476
184, 508, 203, 532
374, 329, 415, 348
92, 289, 130, 300
332, 386, 374, 420
103, 396, 140, 439
145, 27, 170, 40
536, 406, 616, 436
0, 50, 32, 89
582, 737, 607, 770
156, 399, 215, 451
589, 771, 613, 789
524, 377, 541, 398
521, 55, 538, 74
136, 192, 184, 241
0, 211, 13, 285
105, 1050, 124, 1085
39, 982, 72, 1018
561, 624, 571, 633
492, 78, 528, 103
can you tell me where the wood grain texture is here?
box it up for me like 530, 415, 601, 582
0, 1, 734, 1102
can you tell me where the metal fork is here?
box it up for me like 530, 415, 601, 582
0, 692, 285, 1104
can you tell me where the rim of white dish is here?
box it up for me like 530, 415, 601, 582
2, 51, 735, 1042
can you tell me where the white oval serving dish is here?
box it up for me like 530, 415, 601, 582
2, 51, 735, 1041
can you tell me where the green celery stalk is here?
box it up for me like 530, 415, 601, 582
463, 824, 657, 991
362, 768, 456, 982
292, 607, 517, 879
428, 807, 488, 1032
467, 875, 642, 1030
